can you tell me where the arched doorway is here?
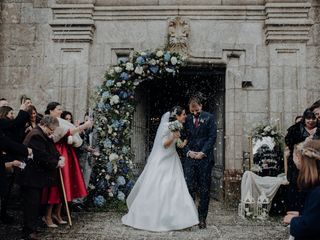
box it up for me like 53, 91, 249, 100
132, 65, 226, 199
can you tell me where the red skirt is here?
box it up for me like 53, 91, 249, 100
42, 142, 87, 204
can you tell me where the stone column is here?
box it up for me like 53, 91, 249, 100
265, 0, 313, 132
50, 3, 95, 120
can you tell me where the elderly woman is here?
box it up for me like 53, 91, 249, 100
17, 115, 64, 240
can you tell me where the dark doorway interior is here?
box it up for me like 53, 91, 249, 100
136, 66, 226, 199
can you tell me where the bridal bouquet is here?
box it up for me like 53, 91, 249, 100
168, 120, 183, 132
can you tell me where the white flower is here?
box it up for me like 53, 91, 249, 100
263, 126, 272, 132
156, 50, 163, 57
116, 82, 122, 87
110, 95, 120, 105
125, 62, 134, 71
171, 56, 178, 65
134, 66, 143, 75
114, 109, 119, 114
107, 125, 112, 134
149, 59, 156, 65
140, 52, 147, 56
109, 153, 119, 161
165, 68, 174, 73
114, 66, 123, 73
105, 174, 111, 180
108, 192, 114, 197
109, 69, 115, 75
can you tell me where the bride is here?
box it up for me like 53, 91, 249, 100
122, 106, 199, 231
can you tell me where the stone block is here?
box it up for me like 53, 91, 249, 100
245, 67, 268, 90
1, 3, 21, 24
10, 24, 36, 45
247, 90, 268, 113
256, 45, 269, 67
21, 4, 50, 23
269, 66, 283, 89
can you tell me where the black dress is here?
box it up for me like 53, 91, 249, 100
285, 122, 320, 212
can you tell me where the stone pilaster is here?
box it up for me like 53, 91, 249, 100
265, 1, 313, 131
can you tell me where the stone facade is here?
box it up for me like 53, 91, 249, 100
0, 0, 319, 182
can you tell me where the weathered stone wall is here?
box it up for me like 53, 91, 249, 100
0, 0, 319, 171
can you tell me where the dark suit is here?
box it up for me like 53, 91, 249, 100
290, 186, 320, 240
183, 111, 217, 221
17, 126, 60, 236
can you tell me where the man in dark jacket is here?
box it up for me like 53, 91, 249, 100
182, 96, 217, 229
17, 115, 63, 240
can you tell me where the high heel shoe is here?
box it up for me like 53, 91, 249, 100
42, 216, 58, 228
52, 215, 68, 225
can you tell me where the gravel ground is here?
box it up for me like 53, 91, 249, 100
0, 201, 289, 240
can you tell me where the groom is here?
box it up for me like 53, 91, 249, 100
182, 96, 217, 229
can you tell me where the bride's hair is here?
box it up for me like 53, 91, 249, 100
169, 106, 184, 121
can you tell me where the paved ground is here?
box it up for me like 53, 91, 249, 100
0, 201, 289, 240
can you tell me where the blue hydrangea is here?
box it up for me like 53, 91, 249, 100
111, 185, 118, 195
94, 195, 106, 207
119, 91, 128, 99
118, 159, 125, 164
122, 166, 129, 174
97, 102, 104, 110
125, 180, 135, 194
106, 80, 114, 87
116, 176, 126, 186
122, 146, 130, 154
117, 191, 125, 201
103, 139, 112, 149
164, 52, 171, 62
120, 72, 129, 81
106, 162, 113, 173
149, 65, 159, 74
97, 179, 108, 191
135, 56, 145, 65
102, 91, 110, 99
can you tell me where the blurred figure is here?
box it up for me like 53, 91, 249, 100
61, 111, 73, 124
285, 108, 319, 212
284, 139, 320, 240
20, 95, 32, 107
25, 105, 40, 136
0, 98, 9, 107
0, 132, 31, 224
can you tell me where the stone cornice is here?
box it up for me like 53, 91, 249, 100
93, 5, 266, 21
50, 4, 95, 42
264, 2, 313, 44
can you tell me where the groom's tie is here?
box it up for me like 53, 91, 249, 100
194, 115, 199, 128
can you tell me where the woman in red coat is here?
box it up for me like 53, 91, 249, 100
42, 102, 92, 227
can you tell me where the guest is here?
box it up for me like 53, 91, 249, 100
0, 132, 31, 224
42, 102, 92, 227
61, 111, 74, 124
0, 103, 30, 224
17, 116, 63, 239
0, 103, 30, 143
25, 105, 40, 136
20, 95, 32, 107
283, 139, 320, 240
0, 98, 9, 107
285, 108, 319, 212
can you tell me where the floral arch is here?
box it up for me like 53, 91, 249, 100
88, 50, 184, 209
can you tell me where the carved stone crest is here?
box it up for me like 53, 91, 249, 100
168, 17, 190, 56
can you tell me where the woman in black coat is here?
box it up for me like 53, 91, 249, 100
17, 115, 64, 240
285, 108, 320, 212
283, 139, 320, 240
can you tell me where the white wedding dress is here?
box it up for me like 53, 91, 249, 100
122, 112, 199, 231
